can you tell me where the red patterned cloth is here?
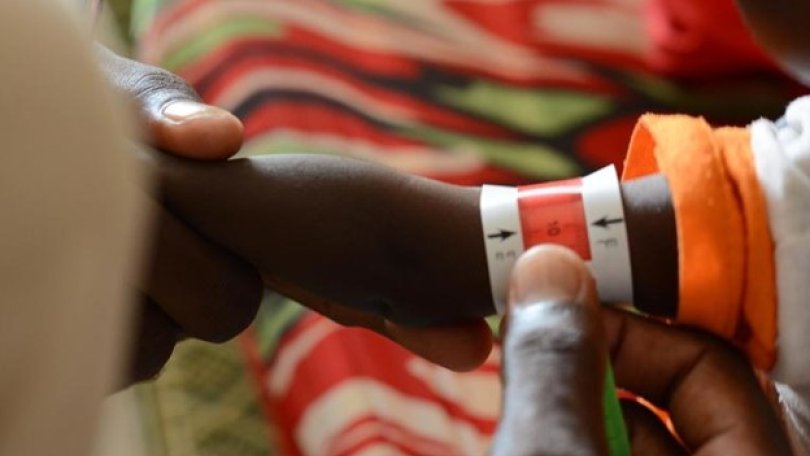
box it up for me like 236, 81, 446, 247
244, 314, 501, 455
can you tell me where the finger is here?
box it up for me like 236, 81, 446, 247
492, 245, 607, 456
603, 309, 792, 454
97, 46, 243, 159
620, 400, 685, 456
150, 99, 243, 160
127, 297, 180, 384
144, 203, 263, 342
264, 274, 492, 371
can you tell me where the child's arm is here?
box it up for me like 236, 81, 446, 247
622, 174, 678, 317
150, 152, 677, 326
157, 154, 489, 325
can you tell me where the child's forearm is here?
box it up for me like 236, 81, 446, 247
155, 154, 491, 325
153, 153, 677, 325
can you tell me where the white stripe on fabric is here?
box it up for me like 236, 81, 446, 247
296, 379, 490, 456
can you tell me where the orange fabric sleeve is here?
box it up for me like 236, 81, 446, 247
715, 128, 778, 368
622, 115, 777, 369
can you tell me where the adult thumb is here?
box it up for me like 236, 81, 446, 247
492, 245, 608, 456
98, 45, 243, 160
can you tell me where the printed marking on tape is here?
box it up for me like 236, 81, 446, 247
480, 166, 633, 314
581, 166, 633, 303
480, 185, 523, 314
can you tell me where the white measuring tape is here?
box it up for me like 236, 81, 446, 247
480, 165, 633, 314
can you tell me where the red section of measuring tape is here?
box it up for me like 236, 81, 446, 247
518, 178, 592, 260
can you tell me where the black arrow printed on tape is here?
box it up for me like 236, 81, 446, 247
488, 229, 515, 241
592, 216, 623, 229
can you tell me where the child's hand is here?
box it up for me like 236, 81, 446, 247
493, 245, 791, 455
97, 48, 263, 382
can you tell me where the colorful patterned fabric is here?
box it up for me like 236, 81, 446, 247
245, 311, 502, 455
129, 0, 799, 454
132, 0, 793, 184
132, 339, 276, 456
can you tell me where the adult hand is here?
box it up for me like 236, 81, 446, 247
492, 245, 791, 455
97, 47, 490, 379
97, 46, 243, 159
97, 47, 262, 382
100, 44, 492, 377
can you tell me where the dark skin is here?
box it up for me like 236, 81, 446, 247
494, 246, 791, 455
154, 150, 793, 455
107, 61, 677, 376
134, 145, 681, 377
148, 151, 678, 322
142, 149, 791, 453
151, 153, 490, 324
101, 48, 497, 378
98, 48, 264, 382
145, 151, 500, 371
622, 175, 678, 317
126, 136, 786, 452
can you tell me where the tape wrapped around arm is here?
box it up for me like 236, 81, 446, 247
481, 166, 633, 314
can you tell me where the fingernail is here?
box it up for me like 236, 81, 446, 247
161, 100, 226, 123
510, 245, 591, 309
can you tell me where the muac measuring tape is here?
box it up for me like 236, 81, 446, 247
480, 165, 633, 314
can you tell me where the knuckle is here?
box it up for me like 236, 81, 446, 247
128, 66, 199, 110
97, 48, 199, 109
117, 64, 199, 110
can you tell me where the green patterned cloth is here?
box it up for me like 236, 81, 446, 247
132, 338, 276, 456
